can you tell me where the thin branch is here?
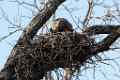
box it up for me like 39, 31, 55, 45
10, 0, 41, 11
83, 0, 94, 32
62, 4, 81, 31
0, 7, 23, 31
0, 30, 19, 42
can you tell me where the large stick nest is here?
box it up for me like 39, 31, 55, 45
11, 32, 95, 79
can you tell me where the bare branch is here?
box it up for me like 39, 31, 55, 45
0, 7, 23, 31
91, 27, 120, 55
85, 25, 120, 36
20, 0, 66, 39
0, 30, 19, 42
83, 0, 94, 32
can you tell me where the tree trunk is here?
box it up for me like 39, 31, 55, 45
1, 0, 120, 79
0, 0, 66, 80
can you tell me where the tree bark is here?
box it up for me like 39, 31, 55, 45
0, 0, 66, 80
1, 0, 120, 79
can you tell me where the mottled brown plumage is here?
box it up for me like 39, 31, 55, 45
50, 18, 74, 80
50, 18, 74, 33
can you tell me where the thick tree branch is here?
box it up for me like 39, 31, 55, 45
91, 27, 120, 54
85, 25, 120, 36
75, 25, 120, 63
22, 0, 66, 39
0, 0, 66, 80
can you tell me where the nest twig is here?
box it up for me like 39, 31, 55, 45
1, 32, 96, 80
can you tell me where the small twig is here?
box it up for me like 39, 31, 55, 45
62, 4, 81, 31
0, 7, 23, 31
10, 0, 40, 11
0, 30, 19, 42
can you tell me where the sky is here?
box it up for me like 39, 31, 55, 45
0, 0, 120, 80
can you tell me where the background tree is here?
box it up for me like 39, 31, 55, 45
0, 0, 120, 80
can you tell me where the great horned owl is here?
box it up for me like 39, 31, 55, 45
50, 18, 74, 33
50, 18, 74, 80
